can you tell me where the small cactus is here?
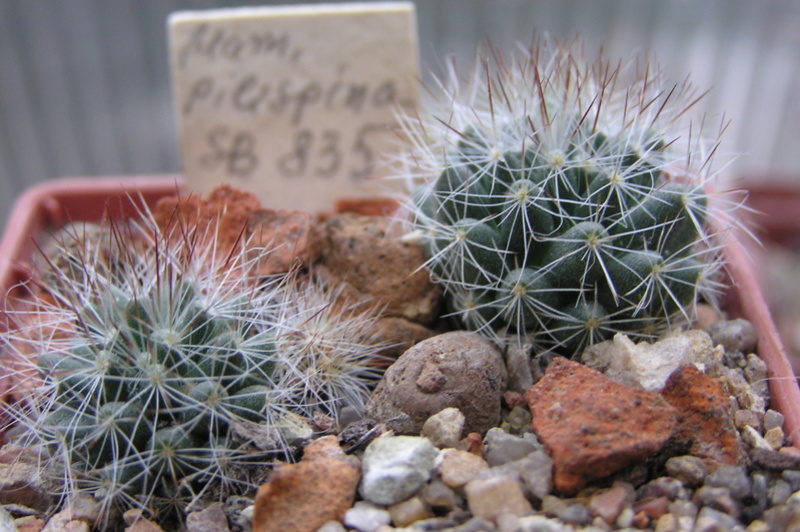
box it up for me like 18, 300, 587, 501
1, 205, 387, 524
398, 38, 737, 354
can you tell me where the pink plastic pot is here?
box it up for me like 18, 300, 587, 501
0, 176, 798, 448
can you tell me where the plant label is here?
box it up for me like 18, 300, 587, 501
169, 2, 419, 211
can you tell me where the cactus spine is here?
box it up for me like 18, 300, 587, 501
399, 39, 736, 354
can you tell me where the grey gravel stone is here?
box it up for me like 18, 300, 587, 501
185, 503, 230, 532
665, 455, 707, 487
484, 428, 540, 467
359, 436, 439, 505
751, 473, 770, 512
764, 409, 786, 432
420, 480, 461, 511
517, 515, 572, 532
768, 478, 793, 506
782, 470, 800, 492
707, 318, 758, 354
639, 476, 687, 501
705, 466, 752, 500
667, 499, 699, 519
692, 486, 741, 520
446, 516, 496, 532
0, 462, 53, 512
515, 450, 555, 502
745, 353, 770, 399
694, 506, 745, 532
0, 508, 16, 531
733, 409, 763, 432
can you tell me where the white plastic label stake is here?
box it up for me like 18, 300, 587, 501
169, 2, 418, 211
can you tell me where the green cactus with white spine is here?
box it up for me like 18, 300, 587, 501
398, 39, 736, 354
1, 210, 386, 525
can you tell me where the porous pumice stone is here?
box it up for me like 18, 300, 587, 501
366, 331, 508, 435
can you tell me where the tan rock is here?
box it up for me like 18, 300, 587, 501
464, 476, 532, 523
438, 449, 489, 488
320, 213, 441, 325
252, 436, 361, 532
387, 497, 431, 528
15, 516, 46, 532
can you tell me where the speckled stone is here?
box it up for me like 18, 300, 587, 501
367, 332, 508, 435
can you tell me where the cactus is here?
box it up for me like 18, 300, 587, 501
1, 207, 387, 524
398, 39, 737, 354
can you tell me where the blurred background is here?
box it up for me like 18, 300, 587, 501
2, 1, 800, 359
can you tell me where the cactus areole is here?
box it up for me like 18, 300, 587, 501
399, 38, 738, 354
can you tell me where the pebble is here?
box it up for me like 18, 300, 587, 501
742, 425, 774, 451
0, 462, 52, 512
692, 486, 741, 520
315, 522, 347, 532
465, 475, 533, 522
734, 409, 764, 432
387, 497, 431, 527
343, 502, 391, 532
514, 451, 555, 501
707, 318, 759, 354
359, 436, 439, 505
588, 485, 630, 524
1, 509, 16, 530
765, 427, 785, 450
185, 504, 230, 532
484, 428, 540, 467
751, 473, 770, 512
41, 508, 90, 532
517, 515, 573, 532
665, 455, 708, 487
438, 449, 490, 488
744, 354, 770, 398
767, 478, 793, 506
764, 409, 785, 431
15, 516, 46, 532
422, 407, 466, 449
705, 466, 752, 500
639, 477, 688, 501
694, 506, 745, 532
782, 470, 800, 492
420, 480, 461, 511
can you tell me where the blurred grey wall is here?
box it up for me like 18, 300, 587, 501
2, 1, 799, 232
